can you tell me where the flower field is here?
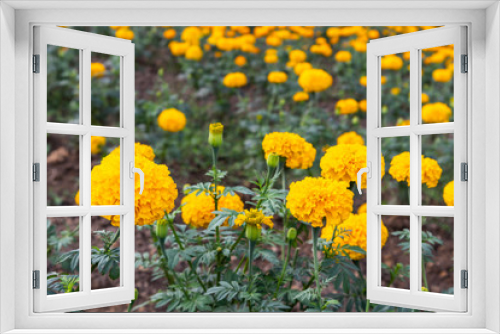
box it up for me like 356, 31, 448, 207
46, 26, 455, 312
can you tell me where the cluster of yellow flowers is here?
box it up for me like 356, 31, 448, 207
234, 208, 274, 229
157, 108, 187, 132
286, 177, 354, 228
421, 102, 452, 123
298, 69, 333, 93
223, 72, 248, 88
267, 71, 288, 84
388, 152, 443, 188
181, 186, 244, 228
90, 62, 106, 78
262, 132, 316, 169
110, 26, 134, 40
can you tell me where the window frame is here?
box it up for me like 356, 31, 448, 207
1, 2, 497, 333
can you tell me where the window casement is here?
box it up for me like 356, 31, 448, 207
33, 26, 138, 312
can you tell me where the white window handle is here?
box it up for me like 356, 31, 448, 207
129, 161, 145, 195
357, 162, 372, 195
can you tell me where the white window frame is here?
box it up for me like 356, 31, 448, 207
1, 1, 499, 333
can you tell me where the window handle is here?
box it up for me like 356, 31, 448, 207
357, 162, 371, 195
129, 161, 145, 195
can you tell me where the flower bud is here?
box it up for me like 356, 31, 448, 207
421, 286, 429, 292
287, 227, 297, 241
267, 152, 280, 168
245, 224, 261, 242
216, 246, 222, 252
209, 123, 224, 148
156, 219, 168, 239
352, 116, 359, 125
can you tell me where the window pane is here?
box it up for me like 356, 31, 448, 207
381, 52, 410, 127
381, 215, 410, 290
421, 134, 453, 206
91, 52, 121, 127
421, 216, 453, 294
91, 137, 121, 206
381, 136, 410, 205
47, 134, 80, 206
421, 45, 454, 124
47, 217, 80, 294
47, 45, 80, 124
91, 216, 121, 290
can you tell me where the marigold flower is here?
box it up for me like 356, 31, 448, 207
181, 26, 203, 45
293, 91, 309, 102
264, 54, 278, 64
289, 49, 307, 63
321, 213, 388, 261
336, 98, 359, 115
357, 203, 367, 214
359, 75, 386, 87
109, 142, 156, 161
262, 132, 316, 169
234, 55, 247, 67
157, 108, 187, 133
389, 152, 442, 188
391, 87, 401, 95
381, 54, 403, 70
443, 180, 454, 206
368, 29, 380, 39
422, 102, 452, 123
91, 62, 106, 78
337, 131, 364, 145
320, 144, 385, 188
91, 136, 106, 154
294, 62, 313, 76
397, 119, 411, 126
266, 36, 282, 47
115, 27, 134, 40
310, 44, 332, 57
287, 177, 354, 227
234, 208, 274, 229
432, 68, 453, 83
181, 186, 244, 229
298, 69, 333, 93
422, 93, 429, 103
163, 28, 176, 39
185, 45, 203, 61
358, 99, 367, 112
169, 41, 190, 56
223, 72, 248, 88
335, 50, 352, 63
268, 71, 288, 84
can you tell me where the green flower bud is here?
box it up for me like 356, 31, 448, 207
245, 224, 261, 242
421, 286, 429, 292
156, 219, 168, 239
183, 183, 191, 195
158, 68, 164, 77
352, 116, 359, 125
208, 123, 224, 148
134, 288, 139, 300
267, 152, 280, 168
287, 227, 297, 241
216, 246, 222, 252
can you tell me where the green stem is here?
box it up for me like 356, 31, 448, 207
365, 299, 371, 312
158, 236, 187, 297
150, 226, 174, 285
212, 146, 222, 285
422, 259, 428, 291
274, 240, 291, 298
281, 168, 288, 261
287, 248, 299, 290
312, 226, 323, 310
230, 228, 245, 253
247, 240, 256, 312
235, 255, 246, 273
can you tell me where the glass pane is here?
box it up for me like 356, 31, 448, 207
91, 216, 121, 290
421, 217, 453, 294
381, 215, 410, 290
421, 45, 454, 124
381, 52, 409, 127
47, 134, 80, 206
421, 134, 453, 206
47, 217, 80, 294
47, 45, 80, 124
382, 136, 410, 205
91, 137, 121, 206
91, 52, 121, 127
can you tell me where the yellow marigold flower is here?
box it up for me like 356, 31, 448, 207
320, 144, 385, 189
368, 29, 380, 39
336, 98, 359, 114
215, 51, 222, 58
266, 36, 282, 47
287, 177, 354, 228
115, 28, 134, 40
293, 91, 309, 102
264, 54, 278, 64
157, 108, 187, 133
76, 145, 178, 226
357, 203, 367, 214
223, 72, 248, 88
422, 102, 452, 123
422, 93, 429, 103
163, 28, 176, 39
397, 119, 411, 126
185, 45, 203, 61
289, 49, 307, 63
268, 71, 288, 84
91, 62, 106, 78
389, 152, 442, 188
181, 186, 244, 229
381, 54, 403, 70
443, 181, 454, 206
294, 62, 313, 76
181, 26, 203, 45
298, 69, 333, 93
432, 69, 453, 83
91, 136, 106, 154
169, 41, 190, 56
266, 48, 278, 55
321, 213, 388, 261
391, 87, 401, 95
359, 99, 367, 112
262, 132, 316, 170
310, 44, 332, 57
234, 55, 247, 67
359, 76, 367, 87
335, 50, 352, 63
108, 142, 155, 162
234, 208, 274, 229
337, 131, 364, 145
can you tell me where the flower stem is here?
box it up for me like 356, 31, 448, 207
247, 240, 256, 312
422, 259, 429, 291
158, 234, 188, 298
274, 240, 291, 298
150, 226, 174, 285
212, 146, 222, 285
312, 226, 323, 310
281, 166, 288, 261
